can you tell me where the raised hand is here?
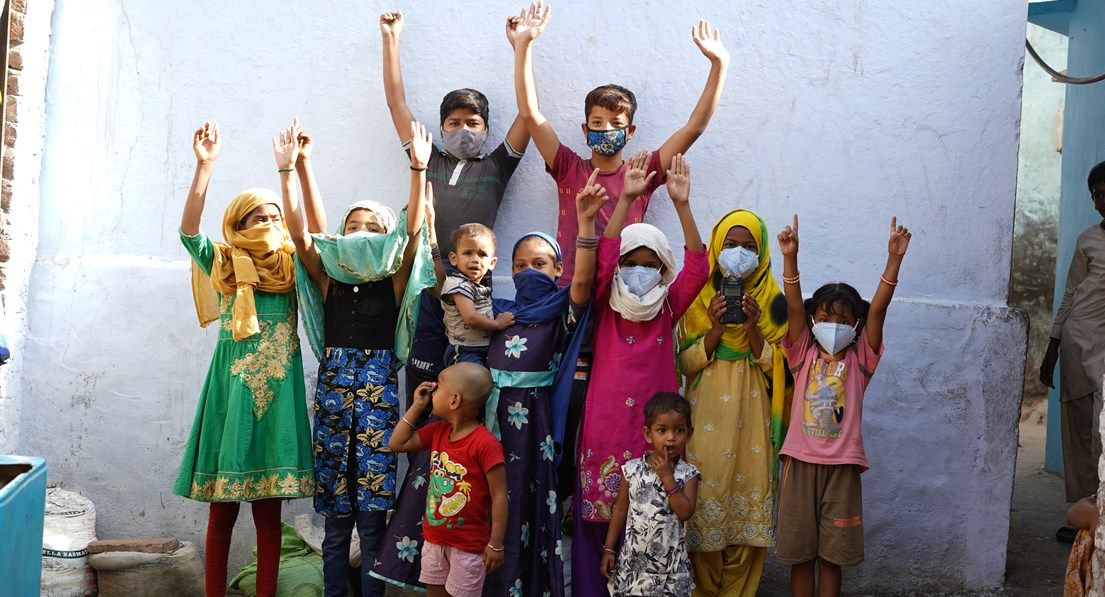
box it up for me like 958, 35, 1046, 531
777, 214, 799, 256
409, 121, 432, 169
888, 216, 912, 256
193, 122, 220, 164
666, 153, 691, 205
510, 1, 550, 45
296, 128, 313, 167
379, 11, 404, 37
576, 168, 609, 220
621, 149, 657, 200
272, 119, 302, 171
691, 19, 729, 65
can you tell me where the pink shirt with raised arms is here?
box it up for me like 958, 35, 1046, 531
576, 236, 709, 521
546, 144, 666, 287
780, 325, 884, 471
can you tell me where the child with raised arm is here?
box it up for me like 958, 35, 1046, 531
389, 363, 508, 597
601, 393, 701, 596
774, 215, 911, 597
276, 118, 436, 597
380, 10, 531, 406
573, 152, 710, 596
510, 1, 729, 285
174, 122, 314, 597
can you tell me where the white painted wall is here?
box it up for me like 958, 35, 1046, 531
10, 0, 1028, 591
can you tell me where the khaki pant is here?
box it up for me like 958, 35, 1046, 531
1061, 392, 1102, 501
690, 545, 766, 597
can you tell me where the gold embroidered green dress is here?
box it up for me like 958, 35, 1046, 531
174, 230, 315, 502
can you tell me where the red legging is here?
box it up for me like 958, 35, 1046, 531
205, 498, 282, 597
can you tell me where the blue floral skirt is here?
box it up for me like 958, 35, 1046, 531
312, 347, 400, 517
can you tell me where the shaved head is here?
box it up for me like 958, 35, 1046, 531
441, 362, 493, 410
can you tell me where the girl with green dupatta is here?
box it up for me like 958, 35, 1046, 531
676, 209, 790, 596
276, 118, 436, 596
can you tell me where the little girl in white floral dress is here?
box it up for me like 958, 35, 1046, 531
601, 392, 702, 596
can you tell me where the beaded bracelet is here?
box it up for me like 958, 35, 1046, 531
880, 275, 898, 286
782, 273, 800, 285
576, 234, 600, 250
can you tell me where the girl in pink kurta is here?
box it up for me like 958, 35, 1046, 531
572, 152, 710, 595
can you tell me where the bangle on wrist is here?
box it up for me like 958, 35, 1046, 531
487, 543, 504, 553
602, 547, 617, 555
575, 234, 599, 250
410, 165, 427, 172
430, 244, 441, 261
880, 275, 898, 286
278, 167, 294, 173
400, 415, 415, 428
665, 483, 682, 496
782, 272, 800, 285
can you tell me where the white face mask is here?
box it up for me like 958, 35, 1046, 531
718, 247, 759, 278
811, 320, 858, 355
619, 266, 662, 298
441, 127, 488, 160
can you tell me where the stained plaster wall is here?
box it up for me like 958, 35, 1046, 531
9, 0, 1027, 590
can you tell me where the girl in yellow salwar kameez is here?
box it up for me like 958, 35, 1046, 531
677, 209, 788, 597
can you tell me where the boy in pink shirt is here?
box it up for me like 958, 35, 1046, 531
509, 1, 730, 285
775, 214, 913, 597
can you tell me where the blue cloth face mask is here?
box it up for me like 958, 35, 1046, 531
810, 320, 858, 355
441, 127, 488, 160
586, 127, 629, 156
718, 247, 759, 278
619, 265, 662, 297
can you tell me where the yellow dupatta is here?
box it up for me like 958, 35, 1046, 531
189, 188, 296, 340
678, 209, 791, 454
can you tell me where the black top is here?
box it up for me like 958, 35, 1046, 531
324, 279, 399, 350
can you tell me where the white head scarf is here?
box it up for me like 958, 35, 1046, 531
608, 223, 677, 322
338, 200, 397, 235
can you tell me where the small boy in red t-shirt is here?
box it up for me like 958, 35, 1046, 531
389, 362, 507, 597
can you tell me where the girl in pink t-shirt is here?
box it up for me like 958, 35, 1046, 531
571, 151, 710, 596
774, 214, 912, 597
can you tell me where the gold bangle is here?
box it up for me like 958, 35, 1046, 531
487, 543, 504, 553
782, 273, 800, 284
880, 275, 898, 286
400, 416, 415, 428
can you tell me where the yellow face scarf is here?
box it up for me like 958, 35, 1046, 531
680, 209, 787, 353
190, 188, 296, 340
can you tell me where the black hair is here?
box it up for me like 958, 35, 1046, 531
803, 283, 870, 332
451, 223, 497, 251
644, 392, 692, 428
584, 84, 638, 123
1089, 160, 1105, 191
440, 88, 490, 127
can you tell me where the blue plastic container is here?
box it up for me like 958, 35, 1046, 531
0, 455, 47, 596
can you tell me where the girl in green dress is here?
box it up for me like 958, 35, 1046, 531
175, 121, 315, 597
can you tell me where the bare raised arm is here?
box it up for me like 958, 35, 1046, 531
571, 168, 607, 305
604, 150, 656, 239
511, 2, 561, 168
389, 381, 433, 453
393, 121, 433, 305
865, 217, 911, 350
380, 11, 417, 144
778, 214, 805, 345
295, 127, 327, 233
180, 122, 220, 236
273, 120, 327, 291
658, 20, 729, 171
666, 154, 704, 251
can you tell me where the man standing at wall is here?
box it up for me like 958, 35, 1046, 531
1041, 161, 1105, 508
